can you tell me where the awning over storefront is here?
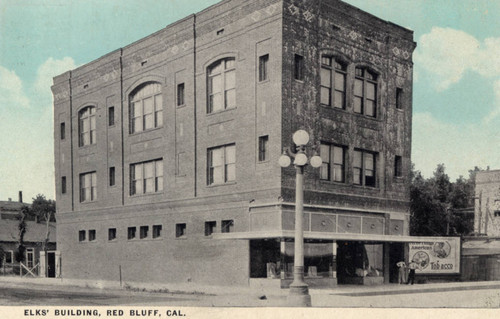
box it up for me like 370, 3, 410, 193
213, 230, 455, 243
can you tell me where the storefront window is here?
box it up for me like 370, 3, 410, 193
283, 240, 335, 279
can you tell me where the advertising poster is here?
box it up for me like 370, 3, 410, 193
408, 238, 461, 274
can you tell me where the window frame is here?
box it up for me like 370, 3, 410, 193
396, 87, 403, 110
108, 106, 115, 126
78, 106, 96, 147
4, 250, 13, 264
177, 83, 185, 107
108, 228, 117, 241
129, 82, 163, 134
130, 159, 164, 196
61, 176, 67, 194
79, 171, 97, 203
320, 56, 347, 109
207, 144, 236, 186
354, 67, 378, 118
79, 230, 86, 242
353, 149, 377, 187
320, 143, 346, 183
152, 225, 162, 239
258, 135, 269, 162
221, 220, 234, 233
207, 58, 236, 113
205, 221, 217, 236
140, 226, 149, 239
109, 167, 116, 187
176, 223, 187, 238
294, 54, 304, 81
127, 227, 137, 240
394, 155, 403, 178
259, 54, 269, 82
60, 122, 65, 140
88, 229, 96, 242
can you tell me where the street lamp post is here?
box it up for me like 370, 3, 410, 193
279, 130, 322, 307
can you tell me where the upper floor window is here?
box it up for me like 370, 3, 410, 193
354, 67, 378, 117
394, 155, 403, 178
320, 57, 347, 109
320, 143, 346, 183
177, 83, 185, 107
79, 106, 96, 147
108, 106, 115, 126
396, 88, 403, 110
259, 54, 269, 82
60, 122, 65, 140
207, 144, 235, 185
208, 58, 235, 113
80, 171, 97, 202
258, 135, 269, 162
130, 82, 163, 133
353, 150, 376, 187
294, 54, 304, 81
130, 159, 163, 195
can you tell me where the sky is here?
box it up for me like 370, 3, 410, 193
0, 0, 499, 201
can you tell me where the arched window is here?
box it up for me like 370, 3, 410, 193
207, 58, 235, 113
79, 106, 96, 147
130, 82, 163, 134
354, 67, 378, 117
320, 56, 347, 109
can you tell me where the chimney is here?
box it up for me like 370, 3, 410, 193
19, 191, 23, 203
8, 198, 12, 202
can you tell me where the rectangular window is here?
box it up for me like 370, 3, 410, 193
5, 251, 13, 264
353, 150, 377, 187
320, 57, 346, 109
108, 106, 115, 126
130, 159, 163, 195
258, 136, 269, 162
177, 83, 185, 106
61, 176, 67, 194
208, 58, 235, 113
396, 88, 403, 109
127, 227, 136, 240
153, 225, 162, 239
221, 220, 234, 233
259, 54, 269, 82
88, 229, 96, 241
108, 228, 117, 241
79, 172, 97, 202
176, 223, 186, 238
205, 221, 216, 236
495, 211, 500, 217
294, 54, 304, 81
394, 156, 403, 177
60, 122, 65, 140
354, 67, 378, 117
79, 230, 86, 242
320, 143, 346, 183
207, 144, 235, 185
109, 167, 115, 187
140, 226, 149, 239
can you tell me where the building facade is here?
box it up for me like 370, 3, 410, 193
474, 170, 500, 237
53, 0, 415, 287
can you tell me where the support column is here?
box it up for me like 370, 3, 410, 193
39, 251, 46, 278
55, 251, 62, 278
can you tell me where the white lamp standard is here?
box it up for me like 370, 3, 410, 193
279, 130, 322, 307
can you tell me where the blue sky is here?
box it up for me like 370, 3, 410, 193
1, 0, 499, 201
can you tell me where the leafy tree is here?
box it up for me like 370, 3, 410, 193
30, 194, 56, 252
410, 164, 475, 236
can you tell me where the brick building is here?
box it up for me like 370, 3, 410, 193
53, 0, 416, 287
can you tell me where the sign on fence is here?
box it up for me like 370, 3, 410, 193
408, 238, 460, 274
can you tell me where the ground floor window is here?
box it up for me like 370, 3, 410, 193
336, 241, 384, 284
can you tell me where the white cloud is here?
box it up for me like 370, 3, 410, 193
415, 27, 500, 121
34, 57, 76, 97
0, 65, 30, 109
412, 112, 500, 180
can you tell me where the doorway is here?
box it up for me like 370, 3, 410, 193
388, 243, 405, 283
47, 251, 56, 278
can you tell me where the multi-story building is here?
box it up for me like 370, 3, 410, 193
474, 170, 500, 236
53, 0, 416, 287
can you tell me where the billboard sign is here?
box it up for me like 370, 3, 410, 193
408, 238, 460, 274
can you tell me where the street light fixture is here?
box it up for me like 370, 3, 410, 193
279, 130, 322, 307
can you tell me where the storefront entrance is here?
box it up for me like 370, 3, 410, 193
336, 241, 384, 285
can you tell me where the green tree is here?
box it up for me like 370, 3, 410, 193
30, 194, 56, 252
410, 164, 475, 236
